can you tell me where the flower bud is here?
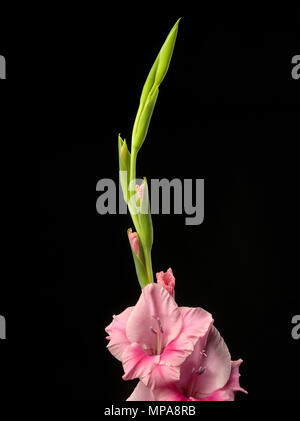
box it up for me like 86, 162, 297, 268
131, 18, 181, 154
128, 230, 139, 256
118, 134, 130, 202
154, 18, 181, 87
127, 228, 150, 289
156, 268, 175, 297
138, 178, 153, 251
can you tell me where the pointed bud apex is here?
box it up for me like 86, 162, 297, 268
132, 19, 181, 153
118, 134, 131, 202
154, 18, 181, 87
156, 268, 175, 296
118, 134, 130, 172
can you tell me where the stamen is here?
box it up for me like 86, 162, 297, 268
157, 317, 164, 333
150, 326, 157, 334
200, 349, 207, 358
196, 366, 206, 375
152, 315, 164, 333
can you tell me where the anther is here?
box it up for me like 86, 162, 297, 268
196, 366, 206, 375
152, 316, 164, 334
150, 326, 157, 334
157, 317, 164, 333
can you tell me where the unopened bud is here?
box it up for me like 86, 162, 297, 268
132, 18, 181, 154
118, 134, 130, 202
127, 228, 150, 289
138, 178, 153, 250
156, 268, 175, 296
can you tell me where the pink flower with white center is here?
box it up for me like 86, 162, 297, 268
156, 268, 175, 297
105, 281, 213, 390
128, 326, 247, 401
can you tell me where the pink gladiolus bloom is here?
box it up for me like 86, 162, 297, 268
128, 231, 139, 256
105, 282, 213, 390
128, 326, 247, 401
156, 268, 175, 297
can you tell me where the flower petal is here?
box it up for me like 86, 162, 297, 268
193, 326, 232, 396
180, 306, 213, 347
127, 381, 155, 401
163, 308, 213, 394
141, 363, 181, 390
126, 283, 182, 351
156, 268, 175, 296
226, 359, 247, 394
105, 307, 134, 361
122, 342, 159, 381
159, 333, 194, 368
153, 384, 188, 401
200, 360, 247, 400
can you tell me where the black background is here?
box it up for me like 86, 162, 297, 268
1, 7, 300, 404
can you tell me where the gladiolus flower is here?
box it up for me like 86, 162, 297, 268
105, 281, 213, 390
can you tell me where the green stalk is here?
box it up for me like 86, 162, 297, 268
121, 19, 181, 289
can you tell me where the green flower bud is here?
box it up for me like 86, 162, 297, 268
118, 134, 130, 202
132, 18, 181, 153
138, 178, 153, 251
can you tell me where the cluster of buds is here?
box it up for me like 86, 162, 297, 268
118, 19, 180, 289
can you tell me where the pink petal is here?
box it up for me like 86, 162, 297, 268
128, 231, 139, 256
192, 326, 232, 396
141, 363, 181, 390
153, 384, 189, 401
227, 359, 247, 393
199, 360, 247, 400
159, 333, 194, 368
105, 307, 134, 361
126, 283, 182, 352
127, 381, 155, 401
122, 342, 159, 381
156, 306, 213, 386
156, 268, 175, 296
180, 306, 213, 347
